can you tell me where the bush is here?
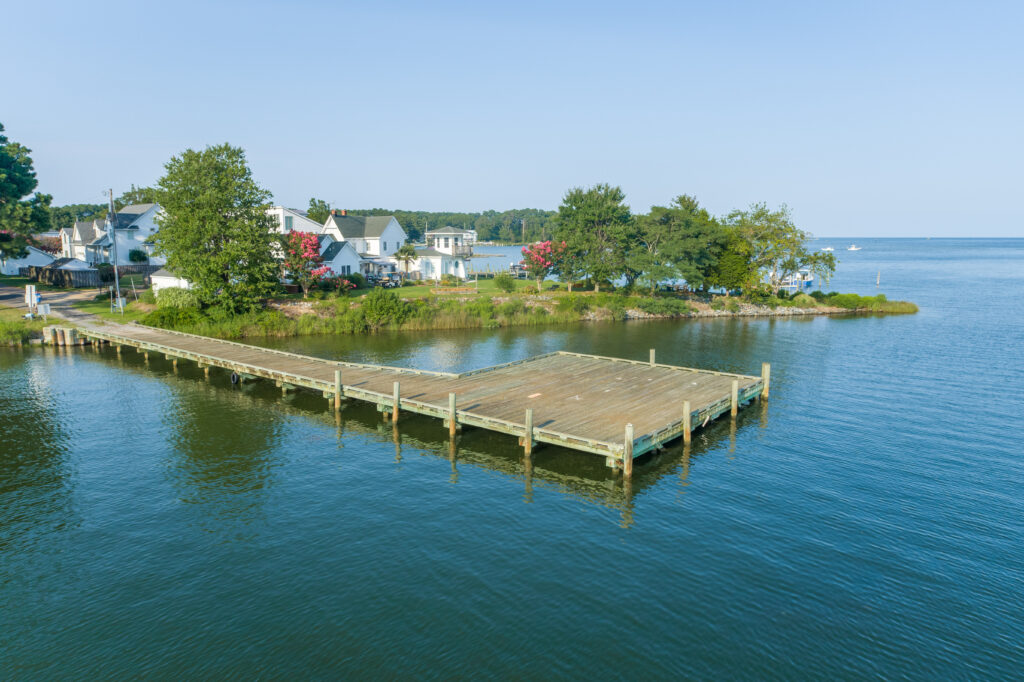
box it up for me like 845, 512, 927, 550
346, 273, 367, 289
139, 288, 156, 304
556, 295, 589, 313
809, 290, 827, 302
710, 297, 725, 311
493, 272, 517, 293
156, 287, 200, 310
792, 293, 816, 307
726, 299, 740, 313
498, 299, 526, 317
141, 306, 205, 329
635, 297, 691, 316
128, 249, 148, 263
361, 287, 409, 328
95, 263, 114, 283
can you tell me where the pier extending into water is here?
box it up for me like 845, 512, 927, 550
76, 323, 769, 477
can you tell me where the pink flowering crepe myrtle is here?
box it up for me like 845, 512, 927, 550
521, 240, 566, 291
284, 231, 331, 296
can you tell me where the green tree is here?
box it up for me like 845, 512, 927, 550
724, 202, 835, 295
116, 184, 158, 208
0, 123, 52, 263
634, 195, 727, 292
307, 197, 331, 225
707, 229, 756, 293
153, 143, 278, 313
554, 183, 632, 292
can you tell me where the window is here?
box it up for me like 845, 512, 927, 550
383, 241, 387, 252
443, 237, 450, 248
340, 265, 351, 275
285, 216, 293, 230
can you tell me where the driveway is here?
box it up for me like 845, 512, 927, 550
0, 284, 105, 325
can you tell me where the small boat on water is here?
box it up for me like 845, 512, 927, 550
821, 246, 834, 252
847, 244, 862, 251
780, 269, 814, 288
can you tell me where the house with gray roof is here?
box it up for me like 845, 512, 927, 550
322, 210, 407, 260
60, 203, 165, 266
315, 234, 362, 278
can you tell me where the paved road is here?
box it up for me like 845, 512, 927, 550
0, 284, 106, 324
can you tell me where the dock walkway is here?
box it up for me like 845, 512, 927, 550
79, 323, 768, 475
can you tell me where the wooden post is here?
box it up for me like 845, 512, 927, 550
204, 365, 210, 378
761, 362, 771, 398
172, 358, 178, 369
650, 348, 655, 366
683, 400, 692, 444
334, 369, 342, 410
448, 392, 457, 436
392, 381, 400, 423
115, 344, 121, 355
623, 423, 634, 478
731, 379, 739, 418
524, 408, 533, 455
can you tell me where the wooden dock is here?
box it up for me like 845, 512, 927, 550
79, 323, 769, 476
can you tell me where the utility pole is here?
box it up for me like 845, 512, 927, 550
107, 189, 123, 314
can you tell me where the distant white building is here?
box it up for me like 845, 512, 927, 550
321, 210, 406, 276
267, 206, 323, 234
0, 245, 56, 275
60, 203, 165, 266
409, 247, 469, 280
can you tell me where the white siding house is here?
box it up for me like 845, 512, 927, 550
0, 245, 56, 275
322, 211, 407, 259
317, 235, 362, 278
62, 204, 165, 266
267, 206, 323, 234
410, 248, 469, 281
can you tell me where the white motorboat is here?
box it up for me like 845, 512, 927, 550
780, 269, 814, 288
847, 244, 862, 251
821, 246, 834, 252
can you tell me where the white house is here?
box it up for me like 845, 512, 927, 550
409, 247, 470, 281
316, 235, 362, 278
322, 211, 406, 259
0, 245, 56, 275
61, 204, 165, 266
425, 226, 475, 255
267, 206, 323, 234
150, 268, 192, 294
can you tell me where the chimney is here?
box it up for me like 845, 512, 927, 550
341, 209, 347, 216
330, 209, 337, 215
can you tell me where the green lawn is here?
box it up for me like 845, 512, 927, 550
72, 298, 150, 323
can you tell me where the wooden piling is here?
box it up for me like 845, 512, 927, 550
683, 400, 692, 444
650, 348, 656, 366
334, 369, 342, 410
448, 392, 457, 436
524, 408, 534, 455
623, 423, 634, 478
761, 362, 771, 398
731, 379, 739, 417
392, 381, 400, 423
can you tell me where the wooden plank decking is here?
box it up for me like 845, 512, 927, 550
79, 323, 767, 473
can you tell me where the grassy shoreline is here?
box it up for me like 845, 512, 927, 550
107, 287, 918, 340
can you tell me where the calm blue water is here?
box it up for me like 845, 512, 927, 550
2, 239, 1022, 678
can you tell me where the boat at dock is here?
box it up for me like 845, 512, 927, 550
780, 269, 814, 288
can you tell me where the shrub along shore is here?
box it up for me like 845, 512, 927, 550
133, 286, 918, 340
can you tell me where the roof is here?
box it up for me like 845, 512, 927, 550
72, 220, 102, 244
321, 242, 345, 261
46, 258, 94, 271
414, 248, 447, 258
152, 268, 183, 279
111, 203, 157, 229
426, 226, 473, 235
325, 214, 397, 239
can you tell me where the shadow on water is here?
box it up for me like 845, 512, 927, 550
74, 342, 764, 529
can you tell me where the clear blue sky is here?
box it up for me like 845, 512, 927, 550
5, 0, 1022, 236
